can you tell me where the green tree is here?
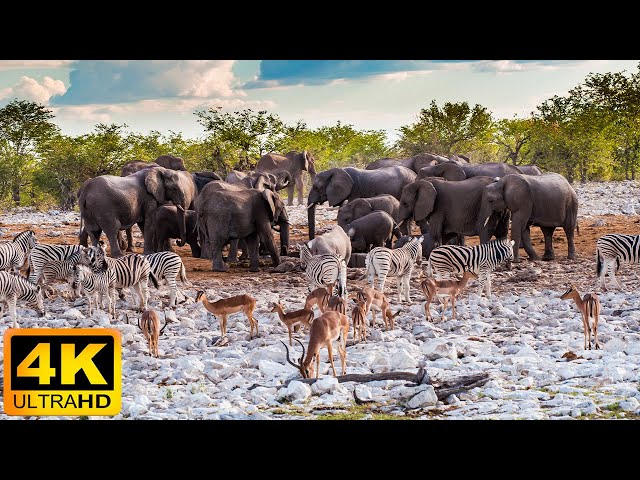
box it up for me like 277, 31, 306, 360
194, 107, 284, 170
493, 117, 534, 165
397, 100, 495, 157
0, 100, 58, 206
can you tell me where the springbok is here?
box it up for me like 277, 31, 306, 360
270, 301, 314, 346
421, 270, 477, 322
195, 290, 258, 338
560, 284, 601, 350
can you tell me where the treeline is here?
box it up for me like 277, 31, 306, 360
1, 63, 640, 210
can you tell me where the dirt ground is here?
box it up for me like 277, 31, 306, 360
3, 213, 640, 300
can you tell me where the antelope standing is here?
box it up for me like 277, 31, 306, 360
270, 301, 314, 346
281, 310, 349, 378
137, 309, 168, 358
560, 285, 601, 350
304, 286, 331, 314
195, 290, 258, 338
421, 270, 477, 322
351, 299, 368, 343
351, 286, 397, 330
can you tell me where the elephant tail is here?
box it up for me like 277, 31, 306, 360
149, 271, 160, 289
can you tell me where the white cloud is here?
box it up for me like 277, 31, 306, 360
152, 60, 239, 98
0, 76, 67, 103
472, 60, 526, 73
0, 60, 73, 70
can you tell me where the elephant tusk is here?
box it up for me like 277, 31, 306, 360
307, 202, 316, 210
483, 216, 490, 227
175, 203, 185, 212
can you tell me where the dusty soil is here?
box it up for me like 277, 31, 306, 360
3, 212, 640, 301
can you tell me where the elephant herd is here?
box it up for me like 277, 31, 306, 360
76, 150, 578, 274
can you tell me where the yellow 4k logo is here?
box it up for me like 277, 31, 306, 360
4, 329, 121, 416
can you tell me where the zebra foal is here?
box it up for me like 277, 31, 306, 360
73, 263, 117, 318
0, 230, 37, 275
0, 271, 45, 328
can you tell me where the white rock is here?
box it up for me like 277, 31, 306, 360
62, 308, 85, 319
515, 344, 540, 361
280, 381, 311, 402
406, 385, 438, 409
258, 360, 292, 377
391, 349, 418, 370
421, 339, 457, 360
604, 338, 627, 353
619, 397, 640, 412
311, 376, 339, 395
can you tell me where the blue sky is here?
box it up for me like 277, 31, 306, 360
0, 60, 637, 143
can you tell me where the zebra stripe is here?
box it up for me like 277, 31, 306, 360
0, 271, 45, 328
304, 253, 347, 299
29, 244, 85, 284
0, 230, 37, 274
145, 251, 189, 308
86, 245, 158, 311
41, 260, 77, 297
427, 238, 514, 298
73, 263, 117, 317
299, 242, 312, 268
595, 233, 640, 289
364, 236, 423, 303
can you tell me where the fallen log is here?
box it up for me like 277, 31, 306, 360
285, 368, 429, 387
612, 307, 640, 316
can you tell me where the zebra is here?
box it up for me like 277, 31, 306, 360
426, 238, 515, 298
304, 253, 347, 299
0, 271, 45, 328
595, 233, 640, 290
364, 236, 423, 303
29, 244, 86, 285
40, 259, 78, 299
0, 230, 37, 275
85, 244, 159, 311
145, 251, 190, 308
73, 263, 117, 318
299, 242, 312, 268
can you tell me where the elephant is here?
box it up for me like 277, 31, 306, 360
365, 153, 448, 173
336, 195, 401, 232
477, 173, 578, 263
307, 224, 352, 265
150, 205, 201, 258
345, 211, 402, 252
418, 161, 522, 181
78, 167, 211, 257
194, 184, 290, 272
113, 156, 204, 252
397, 178, 510, 259
255, 150, 317, 206
517, 165, 544, 176
307, 165, 417, 240
225, 170, 291, 191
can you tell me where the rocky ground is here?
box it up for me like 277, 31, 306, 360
1, 181, 640, 420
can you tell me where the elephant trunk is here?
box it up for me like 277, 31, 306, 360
176, 204, 187, 247
477, 204, 494, 243
279, 217, 290, 257
308, 202, 316, 240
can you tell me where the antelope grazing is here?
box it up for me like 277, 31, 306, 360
351, 299, 368, 342
281, 310, 349, 378
137, 309, 168, 358
304, 286, 331, 314
327, 295, 347, 315
351, 286, 397, 330
561, 285, 601, 350
270, 301, 314, 346
421, 270, 477, 322
195, 290, 258, 338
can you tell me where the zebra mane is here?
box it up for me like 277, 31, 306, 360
12, 230, 33, 242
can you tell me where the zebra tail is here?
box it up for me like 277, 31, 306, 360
360, 254, 373, 281
179, 263, 190, 285
596, 247, 602, 277
576, 223, 580, 236
149, 271, 160, 289
426, 258, 433, 278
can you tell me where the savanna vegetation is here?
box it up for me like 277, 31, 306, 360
2, 64, 640, 210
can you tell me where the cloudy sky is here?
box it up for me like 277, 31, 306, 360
0, 60, 637, 143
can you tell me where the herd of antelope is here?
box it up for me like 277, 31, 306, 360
0, 225, 638, 379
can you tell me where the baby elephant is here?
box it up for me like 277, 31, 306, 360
346, 210, 402, 253
152, 205, 201, 258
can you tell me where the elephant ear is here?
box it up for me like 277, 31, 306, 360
326, 169, 354, 206
145, 168, 166, 203
441, 163, 466, 181
414, 181, 438, 222
262, 189, 277, 221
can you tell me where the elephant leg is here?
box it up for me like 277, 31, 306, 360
521, 226, 539, 261
143, 222, 156, 255
105, 228, 124, 258
227, 240, 240, 262
258, 227, 280, 268
211, 238, 228, 272
88, 228, 102, 247
79, 228, 89, 247
286, 182, 295, 207
245, 234, 261, 272
296, 176, 304, 206
563, 225, 576, 260
126, 227, 134, 252
541, 226, 556, 261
